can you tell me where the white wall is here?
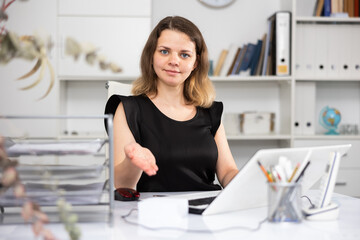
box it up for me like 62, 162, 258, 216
152, 0, 290, 63
0, 0, 58, 137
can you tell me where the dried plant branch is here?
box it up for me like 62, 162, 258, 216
19, 57, 45, 90
2, 0, 16, 11
39, 57, 55, 100
1, 0, 122, 101
65, 37, 122, 74
17, 58, 42, 80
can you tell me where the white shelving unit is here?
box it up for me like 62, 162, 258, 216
293, 0, 360, 197
205, 0, 360, 197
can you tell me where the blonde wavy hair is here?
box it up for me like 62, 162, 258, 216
132, 16, 215, 108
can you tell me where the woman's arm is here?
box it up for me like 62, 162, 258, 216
113, 103, 158, 189
214, 123, 239, 188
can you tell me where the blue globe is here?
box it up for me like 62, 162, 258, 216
319, 106, 341, 135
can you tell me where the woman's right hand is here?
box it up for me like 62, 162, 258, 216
124, 142, 158, 176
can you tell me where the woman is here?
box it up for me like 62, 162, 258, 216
105, 16, 238, 192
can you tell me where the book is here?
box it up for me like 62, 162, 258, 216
331, 0, 339, 14
267, 17, 276, 75
269, 11, 291, 76
338, 0, 343, 13
237, 43, 256, 74
355, 0, 359, 17
231, 44, 247, 75
344, 0, 349, 14
324, 0, 331, 16
255, 34, 267, 76
213, 49, 228, 76
249, 39, 263, 76
266, 54, 273, 75
313, 0, 318, 16
226, 47, 241, 76
262, 19, 273, 75
220, 43, 239, 76
348, 0, 355, 17
316, 0, 325, 16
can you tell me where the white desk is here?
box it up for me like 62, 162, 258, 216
1, 192, 360, 240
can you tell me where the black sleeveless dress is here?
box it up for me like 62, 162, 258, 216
105, 94, 222, 192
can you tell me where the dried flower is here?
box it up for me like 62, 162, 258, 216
2, 166, 17, 186
57, 198, 81, 240
21, 201, 34, 222
34, 209, 49, 223
13, 182, 25, 198
65, 37, 81, 61
42, 228, 57, 240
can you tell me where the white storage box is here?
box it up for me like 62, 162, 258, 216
240, 112, 275, 134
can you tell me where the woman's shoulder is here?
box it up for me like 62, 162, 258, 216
105, 94, 146, 115
204, 101, 223, 116
203, 101, 223, 136
209, 101, 223, 110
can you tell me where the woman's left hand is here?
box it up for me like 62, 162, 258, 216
124, 142, 158, 176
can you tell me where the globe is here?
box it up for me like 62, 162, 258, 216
319, 106, 341, 135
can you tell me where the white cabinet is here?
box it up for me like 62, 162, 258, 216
57, 0, 151, 136
58, 0, 151, 16
57, 0, 151, 77
58, 17, 150, 77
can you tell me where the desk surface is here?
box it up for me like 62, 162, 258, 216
1, 192, 360, 240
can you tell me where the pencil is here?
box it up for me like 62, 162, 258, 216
257, 161, 273, 182
288, 163, 300, 182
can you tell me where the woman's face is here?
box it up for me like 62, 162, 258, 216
153, 29, 197, 88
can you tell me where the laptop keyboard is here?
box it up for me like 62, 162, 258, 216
188, 196, 216, 206
188, 196, 216, 214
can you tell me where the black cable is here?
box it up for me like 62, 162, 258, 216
301, 195, 315, 208
121, 208, 268, 233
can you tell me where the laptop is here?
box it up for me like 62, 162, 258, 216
179, 144, 351, 215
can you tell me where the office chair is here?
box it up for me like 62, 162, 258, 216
105, 81, 132, 99
104, 81, 132, 188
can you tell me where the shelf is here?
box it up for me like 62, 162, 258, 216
59, 75, 293, 83
58, 133, 106, 139
295, 77, 360, 82
58, 75, 138, 82
296, 17, 360, 24
294, 135, 360, 140
210, 76, 292, 82
227, 134, 291, 140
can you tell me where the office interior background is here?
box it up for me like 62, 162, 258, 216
0, 0, 359, 198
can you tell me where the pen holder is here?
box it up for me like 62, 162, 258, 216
268, 182, 302, 223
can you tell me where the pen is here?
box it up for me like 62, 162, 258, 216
288, 163, 300, 182
257, 160, 273, 182
295, 161, 311, 183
